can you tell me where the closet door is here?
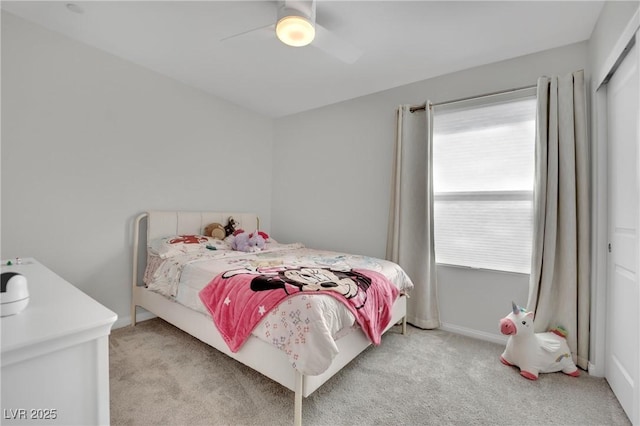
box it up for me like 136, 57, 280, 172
606, 35, 639, 425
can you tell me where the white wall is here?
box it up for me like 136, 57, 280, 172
273, 42, 588, 342
586, 0, 640, 376
1, 8, 602, 345
1, 12, 274, 327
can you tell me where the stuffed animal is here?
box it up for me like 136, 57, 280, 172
499, 302, 580, 380
224, 217, 237, 237
229, 229, 269, 252
204, 223, 226, 240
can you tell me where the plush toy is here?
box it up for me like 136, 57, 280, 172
229, 229, 270, 252
204, 223, 226, 240
224, 217, 237, 237
499, 302, 580, 380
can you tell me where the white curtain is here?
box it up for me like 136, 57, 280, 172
527, 70, 589, 369
386, 104, 440, 329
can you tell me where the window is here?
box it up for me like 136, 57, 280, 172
432, 89, 536, 274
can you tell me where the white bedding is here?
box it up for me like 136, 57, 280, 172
144, 243, 413, 375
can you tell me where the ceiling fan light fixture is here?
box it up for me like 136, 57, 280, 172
276, 15, 315, 47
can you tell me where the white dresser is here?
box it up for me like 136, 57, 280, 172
1, 258, 117, 425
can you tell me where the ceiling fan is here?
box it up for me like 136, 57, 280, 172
221, 0, 363, 64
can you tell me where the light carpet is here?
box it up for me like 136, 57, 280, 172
109, 318, 630, 425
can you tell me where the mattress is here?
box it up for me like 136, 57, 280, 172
144, 243, 413, 374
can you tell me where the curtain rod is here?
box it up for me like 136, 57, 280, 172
409, 84, 537, 113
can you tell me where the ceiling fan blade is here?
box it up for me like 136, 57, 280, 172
220, 23, 275, 42
312, 22, 363, 64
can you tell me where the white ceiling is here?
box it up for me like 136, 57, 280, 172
1, 1, 604, 118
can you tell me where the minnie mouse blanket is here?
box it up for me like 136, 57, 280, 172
199, 266, 399, 353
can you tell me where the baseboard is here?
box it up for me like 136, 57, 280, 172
441, 323, 601, 375
440, 322, 508, 345
588, 361, 604, 377
112, 309, 157, 330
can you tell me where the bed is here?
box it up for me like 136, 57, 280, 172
131, 211, 412, 425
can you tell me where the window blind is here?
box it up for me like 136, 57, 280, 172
432, 90, 536, 274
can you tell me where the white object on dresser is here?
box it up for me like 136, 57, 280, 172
1, 258, 117, 425
1, 272, 30, 316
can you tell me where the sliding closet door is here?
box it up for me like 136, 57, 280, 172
605, 35, 639, 425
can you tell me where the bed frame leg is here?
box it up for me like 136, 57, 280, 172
294, 371, 303, 426
402, 315, 407, 335
131, 213, 147, 327
131, 303, 137, 327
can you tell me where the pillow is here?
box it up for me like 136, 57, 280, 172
148, 234, 229, 259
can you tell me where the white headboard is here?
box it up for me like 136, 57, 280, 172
146, 211, 259, 240
132, 211, 260, 289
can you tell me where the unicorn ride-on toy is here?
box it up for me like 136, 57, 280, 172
499, 302, 580, 380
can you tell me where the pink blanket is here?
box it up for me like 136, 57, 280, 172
199, 266, 399, 352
